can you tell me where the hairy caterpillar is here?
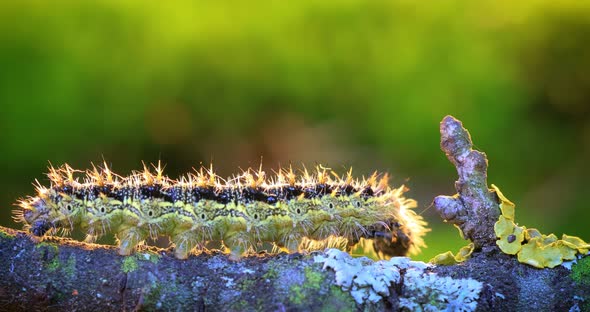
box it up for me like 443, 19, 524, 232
14, 162, 427, 259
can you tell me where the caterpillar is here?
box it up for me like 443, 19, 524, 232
14, 162, 428, 259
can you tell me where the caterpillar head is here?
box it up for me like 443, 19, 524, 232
17, 194, 57, 237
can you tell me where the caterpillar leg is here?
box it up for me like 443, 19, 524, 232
116, 228, 146, 256
275, 231, 304, 253
171, 232, 202, 260
224, 232, 254, 260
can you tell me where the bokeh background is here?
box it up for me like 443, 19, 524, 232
1, 1, 589, 261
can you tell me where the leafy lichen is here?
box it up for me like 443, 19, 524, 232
492, 184, 590, 269
495, 216, 525, 255
430, 243, 475, 265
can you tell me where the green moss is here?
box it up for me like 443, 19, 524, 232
35, 242, 61, 272
121, 256, 139, 273
289, 285, 304, 305
64, 255, 77, 278
322, 286, 357, 312
228, 296, 253, 312
142, 281, 163, 307
40, 254, 76, 280
571, 256, 590, 286
289, 267, 329, 305
239, 277, 256, 291
304, 267, 323, 291
137, 252, 160, 264
263, 266, 278, 280
35, 242, 59, 253
0, 230, 15, 240
47, 257, 60, 272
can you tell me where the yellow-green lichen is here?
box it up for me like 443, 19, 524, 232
492, 184, 590, 269
121, 256, 139, 273
517, 237, 563, 268
430, 243, 475, 265
430, 251, 457, 265
525, 228, 542, 240
493, 184, 515, 220
495, 217, 525, 255
562, 235, 590, 254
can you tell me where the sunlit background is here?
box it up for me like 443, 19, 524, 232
1, 1, 589, 261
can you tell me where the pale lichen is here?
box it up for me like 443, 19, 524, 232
315, 249, 482, 311
401, 270, 482, 312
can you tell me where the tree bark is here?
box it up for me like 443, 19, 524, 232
0, 116, 587, 312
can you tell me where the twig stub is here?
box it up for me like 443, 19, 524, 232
434, 116, 500, 248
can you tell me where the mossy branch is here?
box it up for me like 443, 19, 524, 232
0, 116, 588, 311
0, 226, 587, 311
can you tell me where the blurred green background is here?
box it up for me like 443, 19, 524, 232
1, 1, 589, 261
